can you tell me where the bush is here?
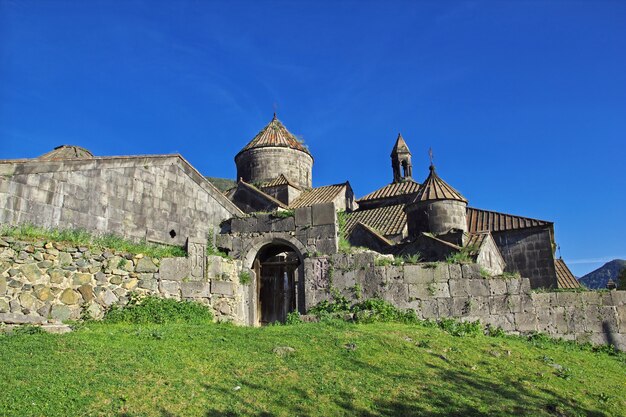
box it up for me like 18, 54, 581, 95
104, 294, 214, 324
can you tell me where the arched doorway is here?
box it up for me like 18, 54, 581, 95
253, 242, 303, 325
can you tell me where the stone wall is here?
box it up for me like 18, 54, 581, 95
304, 253, 626, 350
0, 237, 246, 325
493, 227, 557, 289
218, 202, 339, 261
0, 155, 242, 246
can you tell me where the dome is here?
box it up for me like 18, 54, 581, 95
236, 113, 311, 158
38, 145, 94, 160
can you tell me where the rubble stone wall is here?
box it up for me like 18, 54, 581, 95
305, 253, 626, 350
0, 237, 246, 326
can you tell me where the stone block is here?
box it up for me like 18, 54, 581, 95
467, 280, 490, 297
514, 312, 537, 332
450, 297, 470, 317
138, 275, 158, 292
295, 206, 312, 227
431, 282, 450, 298
437, 298, 452, 317
159, 280, 181, 298
611, 291, 626, 306
556, 292, 580, 307
448, 264, 462, 280
311, 202, 335, 226
597, 306, 619, 333
0, 276, 5, 295
135, 257, 159, 273
461, 264, 481, 279
408, 284, 432, 300
420, 300, 438, 319
72, 272, 92, 285
77, 284, 94, 302
211, 281, 235, 296
385, 266, 403, 282
332, 271, 356, 291
99, 289, 118, 306
50, 305, 72, 322
315, 238, 338, 255
60, 289, 81, 305
215, 234, 233, 251
489, 279, 508, 296
383, 282, 408, 306
432, 264, 449, 283
21, 263, 41, 282
0, 312, 46, 325
182, 281, 211, 298
506, 279, 521, 295
485, 313, 516, 332
404, 265, 433, 284
489, 295, 509, 315
449, 280, 470, 297
618, 305, 626, 333
519, 278, 532, 295
159, 257, 189, 281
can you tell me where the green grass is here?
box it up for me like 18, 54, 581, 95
0, 321, 624, 416
0, 223, 185, 259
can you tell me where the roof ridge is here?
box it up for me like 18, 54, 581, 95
238, 179, 288, 208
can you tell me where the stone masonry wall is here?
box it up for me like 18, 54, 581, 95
218, 202, 339, 260
0, 237, 247, 326
0, 155, 242, 247
305, 253, 626, 350
493, 227, 557, 289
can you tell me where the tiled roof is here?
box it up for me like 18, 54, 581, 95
554, 259, 581, 289
261, 174, 301, 190
466, 207, 552, 233
289, 183, 346, 209
344, 204, 407, 237
39, 145, 94, 160
237, 114, 311, 157
391, 133, 411, 155
412, 164, 467, 203
358, 180, 420, 202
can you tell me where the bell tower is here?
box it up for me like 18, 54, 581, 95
391, 133, 412, 183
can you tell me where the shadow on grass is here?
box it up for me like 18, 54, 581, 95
149, 358, 609, 417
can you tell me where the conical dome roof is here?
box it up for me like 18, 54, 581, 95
391, 133, 411, 156
38, 145, 94, 160
412, 164, 467, 203
237, 114, 311, 157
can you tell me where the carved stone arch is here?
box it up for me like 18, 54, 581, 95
242, 235, 307, 269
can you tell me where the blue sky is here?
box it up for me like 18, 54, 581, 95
1, 0, 624, 276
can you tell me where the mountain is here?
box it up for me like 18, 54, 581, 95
578, 259, 626, 289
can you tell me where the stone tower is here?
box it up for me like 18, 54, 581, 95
391, 133, 413, 183
405, 163, 467, 238
235, 114, 313, 189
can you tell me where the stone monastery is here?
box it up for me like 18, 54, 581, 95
7, 114, 624, 348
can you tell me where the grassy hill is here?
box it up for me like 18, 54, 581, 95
1, 320, 624, 417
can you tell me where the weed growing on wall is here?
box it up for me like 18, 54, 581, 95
104, 294, 213, 324
238, 270, 251, 285
0, 224, 185, 258
272, 209, 295, 219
